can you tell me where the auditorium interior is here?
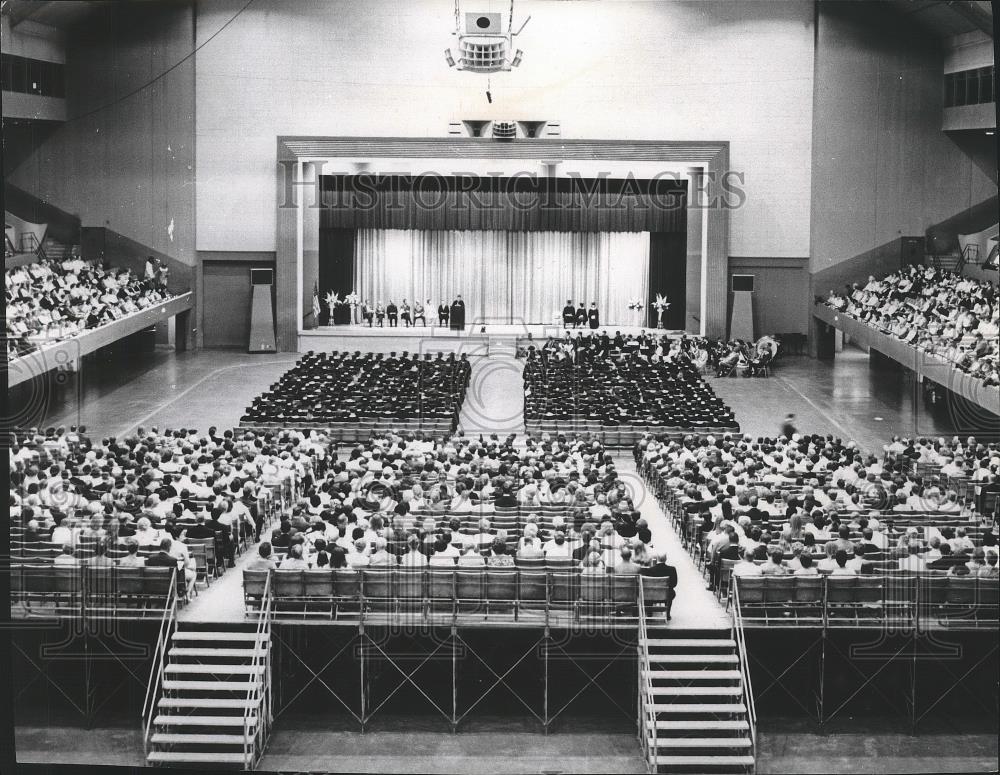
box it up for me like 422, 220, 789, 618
3, 1, 999, 773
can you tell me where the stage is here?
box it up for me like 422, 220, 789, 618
298, 323, 686, 354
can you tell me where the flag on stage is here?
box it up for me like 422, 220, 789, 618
312, 281, 321, 322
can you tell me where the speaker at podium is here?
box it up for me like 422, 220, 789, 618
248, 268, 276, 353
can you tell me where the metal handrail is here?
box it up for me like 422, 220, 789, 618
141, 570, 179, 758
244, 570, 273, 769
637, 577, 657, 770
732, 578, 757, 773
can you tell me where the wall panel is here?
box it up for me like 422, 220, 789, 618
195, 0, 814, 258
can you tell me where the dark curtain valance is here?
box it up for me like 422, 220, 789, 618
318, 175, 686, 232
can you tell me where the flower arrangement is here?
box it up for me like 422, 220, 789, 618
324, 291, 343, 309
344, 292, 361, 308
627, 298, 644, 311
652, 293, 671, 329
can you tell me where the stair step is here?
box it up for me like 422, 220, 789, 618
154, 715, 257, 727
173, 632, 267, 642
650, 737, 752, 748
161, 680, 260, 691
150, 733, 249, 745
643, 670, 742, 680
164, 664, 265, 675
643, 639, 736, 648
646, 654, 738, 664
652, 721, 749, 731
648, 703, 746, 714
170, 647, 267, 658
147, 752, 248, 764
159, 698, 260, 709
652, 755, 755, 766
650, 687, 743, 696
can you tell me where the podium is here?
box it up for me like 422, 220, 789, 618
248, 268, 276, 353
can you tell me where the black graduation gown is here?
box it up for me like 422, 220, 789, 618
588, 307, 600, 329
574, 306, 587, 327
562, 305, 576, 326
450, 300, 465, 331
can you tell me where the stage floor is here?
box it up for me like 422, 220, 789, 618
299, 324, 685, 354
304, 323, 683, 338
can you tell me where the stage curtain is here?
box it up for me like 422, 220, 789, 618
353, 229, 649, 326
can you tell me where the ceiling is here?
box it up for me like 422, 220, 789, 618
884, 0, 994, 38
0, 0, 112, 30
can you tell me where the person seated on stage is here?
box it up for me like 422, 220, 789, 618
562, 300, 576, 328
413, 300, 427, 327
438, 302, 450, 327
574, 302, 587, 329
386, 300, 398, 327
362, 299, 374, 327
375, 302, 386, 327
588, 302, 600, 330
400, 299, 411, 327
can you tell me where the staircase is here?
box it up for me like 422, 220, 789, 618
144, 576, 273, 769
638, 584, 756, 774
43, 236, 75, 262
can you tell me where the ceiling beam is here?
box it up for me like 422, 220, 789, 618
947, 0, 994, 36
6, 0, 49, 29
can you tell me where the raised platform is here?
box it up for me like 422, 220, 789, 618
299, 324, 685, 355
813, 302, 1000, 417
7, 291, 194, 388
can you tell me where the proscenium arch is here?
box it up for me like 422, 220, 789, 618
275, 137, 731, 352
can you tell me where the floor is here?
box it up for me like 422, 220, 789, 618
23, 343, 985, 449
15, 720, 998, 773
11, 342, 1000, 773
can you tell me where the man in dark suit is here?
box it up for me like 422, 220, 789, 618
183, 513, 216, 540
386, 300, 398, 327
145, 537, 181, 579
926, 543, 963, 571
437, 302, 449, 327
562, 300, 576, 328
574, 303, 587, 329
711, 531, 742, 591
640, 552, 678, 620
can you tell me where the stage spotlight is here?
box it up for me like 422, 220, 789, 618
445, 48, 456, 67
511, 49, 523, 67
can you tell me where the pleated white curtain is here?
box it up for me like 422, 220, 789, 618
353, 229, 649, 326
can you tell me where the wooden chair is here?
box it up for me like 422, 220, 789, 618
242, 569, 269, 614
142, 567, 176, 613
273, 569, 306, 616
304, 569, 335, 618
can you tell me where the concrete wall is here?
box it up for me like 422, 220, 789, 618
943, 30, 995, 74
727, 257, 809, 336
194, 0, 815, 259
0, 16, 65, 63
808, 2, 996, 278
7, 2, 196, 267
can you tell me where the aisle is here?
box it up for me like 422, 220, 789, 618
613, 454, 731, 630
457, 345, 525, 438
